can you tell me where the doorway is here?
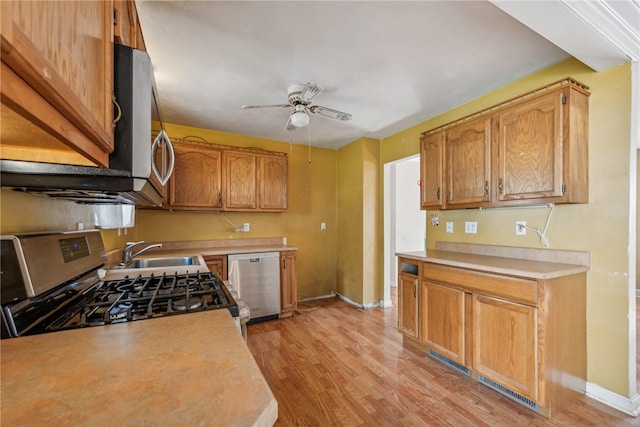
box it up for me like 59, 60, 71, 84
383, 155, 425, 307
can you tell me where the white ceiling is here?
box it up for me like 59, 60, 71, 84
136, 1, 639, 150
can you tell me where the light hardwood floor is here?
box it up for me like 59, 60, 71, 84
247, 291, 638, 426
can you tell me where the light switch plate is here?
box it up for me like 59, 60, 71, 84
446, 221, 453, 233
464, 221, 477, 234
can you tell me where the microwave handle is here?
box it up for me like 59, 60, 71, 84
151, 129, 175, 186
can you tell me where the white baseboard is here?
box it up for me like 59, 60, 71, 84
379, 299, 393, 308
335, 293, 377, 309
586, 382, 640, 417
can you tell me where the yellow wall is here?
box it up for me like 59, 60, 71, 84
135, 123, 338, 301
336, 137, 380, 306
380, 58, 633, 396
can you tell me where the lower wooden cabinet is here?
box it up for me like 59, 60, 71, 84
397, 258, 419, 339
279, 251, 297, 318
400, 260, 586, 417
420, 281, 465, 365
204, 255, 228, 280
472, 294, 537, 400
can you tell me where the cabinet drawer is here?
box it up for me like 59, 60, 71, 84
423, 263, 537, 306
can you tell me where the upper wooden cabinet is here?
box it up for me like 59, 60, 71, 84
420, 132, 444, 209
1, 0, 115, 167
224, 150, 257, 210
114, 0, 146, 51
258, 154, 288, 211
169, 142, 223, 209
166, 141, 288, 212
420, 79, 589, 210
446, 116, 492, 207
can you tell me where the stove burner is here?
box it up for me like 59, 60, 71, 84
34, 271, 238, 334
173, 297, 202, 311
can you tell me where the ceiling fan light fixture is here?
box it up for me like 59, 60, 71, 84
290, 109, 309, 128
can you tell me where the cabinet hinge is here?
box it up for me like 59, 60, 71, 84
562, 184, 566, 194
562, 95, 567, 105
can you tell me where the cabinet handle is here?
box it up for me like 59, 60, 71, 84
413, 280, 417, 297
218, 192, 222, 206
498, 178, 504, 194
151, 129, 175, 186
436, 187, 440, 200
484, 180, 489, 197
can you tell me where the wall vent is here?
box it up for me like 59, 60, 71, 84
428, 349, 470, 376
477, 375, 540, 413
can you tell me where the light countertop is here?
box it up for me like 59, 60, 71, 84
397, 242, 589, 280
1, 310, 277, 426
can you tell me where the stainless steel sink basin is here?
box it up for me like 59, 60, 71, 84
115, 256, 201, 269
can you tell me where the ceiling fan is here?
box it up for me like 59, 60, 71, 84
241, 83, 352, 131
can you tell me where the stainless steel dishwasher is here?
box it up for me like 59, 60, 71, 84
227, 252, 280, 323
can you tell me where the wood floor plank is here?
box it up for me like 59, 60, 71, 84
247, 292, 638, 426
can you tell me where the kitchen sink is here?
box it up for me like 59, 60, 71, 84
114, 256, 201, 269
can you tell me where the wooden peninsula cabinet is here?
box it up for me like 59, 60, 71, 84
1, 0, 115, 167
420, 78, 589, 210
397, 243, 589, 417
279, 251, 298, 318
397, 258, 420, 339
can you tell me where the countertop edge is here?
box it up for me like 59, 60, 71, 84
397, 249, 589, 280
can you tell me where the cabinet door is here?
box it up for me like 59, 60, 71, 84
280, 251, 297, 317
472, 294, 538, 400
204, 255, 228, 280
496, 91, 563, 202
169, 143, 223, 208
114, 0, 146, 50
224, 151, 257, 210
421, 281, 465, 364
1, 1, 113, 167
258, 155, 288, 211
398, 273, 419, 338
446, 117, 491, 207
420, 132, 445, 209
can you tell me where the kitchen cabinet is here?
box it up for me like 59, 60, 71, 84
420, 280, 465, 365
258, 155, 288, 211
279, 250, 297, 318
397, 258, 419, 339
495, 86, 589, 204
419, 132, 445, 209
224, 150, 257, 210
1, 0, 114, 167
114, 0, 146, 51
446, 117, 491, 207
397, 248, 587, 417
472, 294, 537, 400
419, 78, 589, 210
204, 255, 228, 280
166, 141, 288, 212
168, 142, 223, 209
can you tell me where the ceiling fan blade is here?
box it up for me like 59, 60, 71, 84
309, 105, 352, 121
241, 103, 292, 109
299, 83, 322, 103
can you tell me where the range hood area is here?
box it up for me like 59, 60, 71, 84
1, 44, 173, 207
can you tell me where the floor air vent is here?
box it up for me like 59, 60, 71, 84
428, 350, 470, 376
477, 375, 540, 413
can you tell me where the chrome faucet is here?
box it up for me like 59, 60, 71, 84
122, 241, 163, 266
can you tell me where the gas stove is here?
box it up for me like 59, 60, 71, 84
1, 230, 238, 338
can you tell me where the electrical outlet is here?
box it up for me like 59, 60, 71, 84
243, 223, 250, 232
321, 222, 326, 231
445, 221, 454, 233
516, 221, 526, 236
464, 221, 477, 234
